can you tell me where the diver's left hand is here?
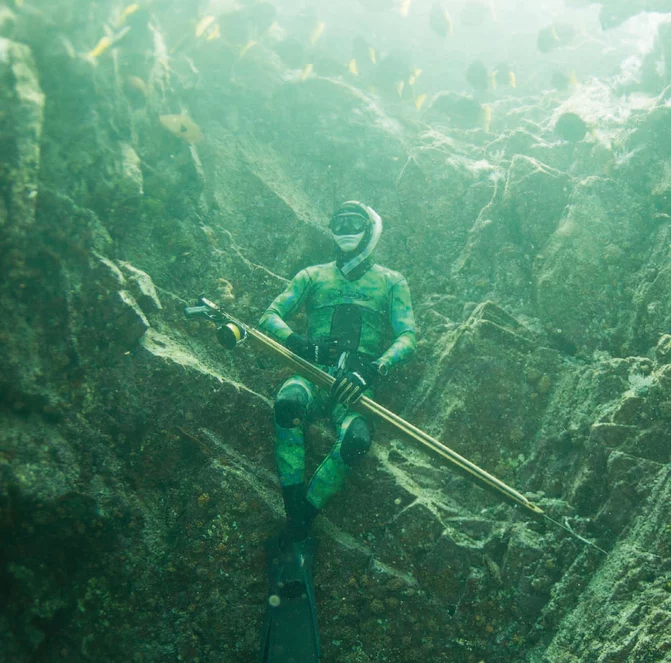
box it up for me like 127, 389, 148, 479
331, 363, 378, 406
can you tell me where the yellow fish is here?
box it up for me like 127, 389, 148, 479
568, 70, 579, 87
368, 47, 377, 64
310, 21, 325, 46
444, 9, 454, 36
14, 0, 24, 7
395, 80, 405, 98
399, 0, 413, 17
87, 36, 113, 59
490, 71, 498, 90
300, 64, 314, 81
240, 40, 258, 57
348, 59, 359, 75
195, 16, 216, 38
483, 104, 492, 132
509, 71, 517, 88
118, 4, 140, 27
408, 67, 422, 87
206, 24, 221, 41
414, 93, 427, 111
159, 114, 204, 144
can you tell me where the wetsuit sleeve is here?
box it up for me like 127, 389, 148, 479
258, 269, 312, 342
377, 276, 417, 371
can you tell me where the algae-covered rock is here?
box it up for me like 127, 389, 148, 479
655, 334, 671, 364
5, 4, 671, 662
397, 143, 501, 289
0, 38, 44, 235
117, 261, 163, 314
534, 177, 645, 353
503, 155, 571, 253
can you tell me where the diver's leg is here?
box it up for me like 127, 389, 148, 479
305, 411, 373, 511
274, 376, 318, 542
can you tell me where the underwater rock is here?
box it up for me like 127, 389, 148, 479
425, 92, 484, 130
626, 224, 671, 354
0, 38, 45, 236
503, 155, 571, 253
0, 6, 16, 37
418, 530, 485, 604
6, 2, 671, 660
116, 142, 144, 200
655, 334, 671, 364
599, 0, 671, 30
408, 301, 541, 480
396, 144, 501, 286
500, 526, 547, 611
117, 261, 162, 314
651, 158, 671, 216
111, 290, 150, 348
534, 177, 645, 353
543, 462, 671, 660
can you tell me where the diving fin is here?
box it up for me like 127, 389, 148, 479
259, 535, 321, 662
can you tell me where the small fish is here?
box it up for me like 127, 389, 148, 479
195, 16, 216, 38
14, 0, 24, 7
408, 67, 422, 86
399, 0, 413, 17
414, 93, 427, 110
267, 21, 282, 37
300, 63, 313, 81
483, 104, 492, 132
310, 21, 325, 46
395, 80, 405, 97
87, 36, 113, 59
493, 63, 516, 90
429, 3, 454, 38
240, 40, 258, 57
206, 24, 221, 41
348, 58, 359, 75
117, 4, 140, 27
368, 46, 377, 64
490, 70, 498, 90
86, 26, 131, 60
159, 114, 204, 144
554, 112, 587, 143
538, 23, 579, 53
568, 70, 579, 87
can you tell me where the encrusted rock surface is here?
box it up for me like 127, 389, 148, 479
2, 2, 671, 662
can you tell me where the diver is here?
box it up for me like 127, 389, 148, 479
252, 200, 417, 662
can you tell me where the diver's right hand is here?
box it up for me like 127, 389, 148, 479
286, 333, 341, 365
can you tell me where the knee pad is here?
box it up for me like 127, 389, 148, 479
340, 417, 372, 466
275, 383, 310, 428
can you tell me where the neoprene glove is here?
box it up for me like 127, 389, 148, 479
286, 333, 342, 365
331, 362, 379, 406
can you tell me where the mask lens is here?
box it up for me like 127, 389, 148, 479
330, 213, 367, 235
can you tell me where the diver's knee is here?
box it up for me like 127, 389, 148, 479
341, 417, 372, 466
274, 383, 311, 428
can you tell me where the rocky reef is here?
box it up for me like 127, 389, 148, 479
2, 1, 671, 662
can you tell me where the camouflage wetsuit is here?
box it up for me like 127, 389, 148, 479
259, 260, 416, 511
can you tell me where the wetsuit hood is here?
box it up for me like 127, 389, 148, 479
331, 201, 382, 279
